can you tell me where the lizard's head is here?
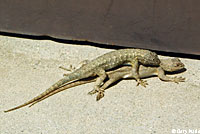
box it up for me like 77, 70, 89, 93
160, 58, 185, 72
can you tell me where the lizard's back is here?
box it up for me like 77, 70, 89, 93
73, 48, 160, 78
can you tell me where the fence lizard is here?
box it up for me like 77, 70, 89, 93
4, 58, 184, 112
4, 48, 160, 112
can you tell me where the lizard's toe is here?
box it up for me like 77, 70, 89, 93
136, 79, 148, 87
88, 89, 98, 95
174, 76, 185, 83
96, 90, 104, 101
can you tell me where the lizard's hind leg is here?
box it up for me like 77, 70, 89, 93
60, 60, 90, 76
88, 69, 107, 95
96, 70, 126, 101
96, 78, 117, 101
59, 65, 75, 71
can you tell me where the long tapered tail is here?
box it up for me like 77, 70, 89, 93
4, 73, 80, 112
30, 78, 96, 107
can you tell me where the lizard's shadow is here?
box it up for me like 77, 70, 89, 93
165, 68, 186, 75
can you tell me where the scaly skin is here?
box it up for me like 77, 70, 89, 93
4, 49, 160, 112
4, 58, 184, 112
96, 58, 185, 100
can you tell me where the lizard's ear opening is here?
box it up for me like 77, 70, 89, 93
160, 62, 169, 72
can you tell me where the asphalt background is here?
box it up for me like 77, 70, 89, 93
0, 35, 200, 134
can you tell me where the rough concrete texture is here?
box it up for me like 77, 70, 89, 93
0, 35, 200, 134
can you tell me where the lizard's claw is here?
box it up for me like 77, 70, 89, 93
88, 89, 98, 95
96, 90, 104, 101
173, 76, 185, 84
136, 79, 148, 87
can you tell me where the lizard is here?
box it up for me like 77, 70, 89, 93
95, 57, 185, 100
4, 58, 184, 112
4, 48, 160, 112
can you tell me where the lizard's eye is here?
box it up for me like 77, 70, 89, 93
174, 64, 179, 67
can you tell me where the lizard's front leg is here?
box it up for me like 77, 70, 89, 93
157, 67, 185, 83
88, 69, 107, 95
131, 58, 148, 87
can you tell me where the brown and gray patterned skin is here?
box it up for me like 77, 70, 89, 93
4, 48, 160, 112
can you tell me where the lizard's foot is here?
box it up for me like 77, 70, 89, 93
59, 65, 76, 72
173, 76, 185, 83
96, 90, 104, 101
60, 65, 76, 77
88, 89, 98, 95
136, 79, 148, 87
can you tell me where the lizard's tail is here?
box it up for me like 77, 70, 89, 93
4, 73, 80, 113
29, 78, 96, 107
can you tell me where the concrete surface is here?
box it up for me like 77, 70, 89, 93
0, 35, 200, 134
